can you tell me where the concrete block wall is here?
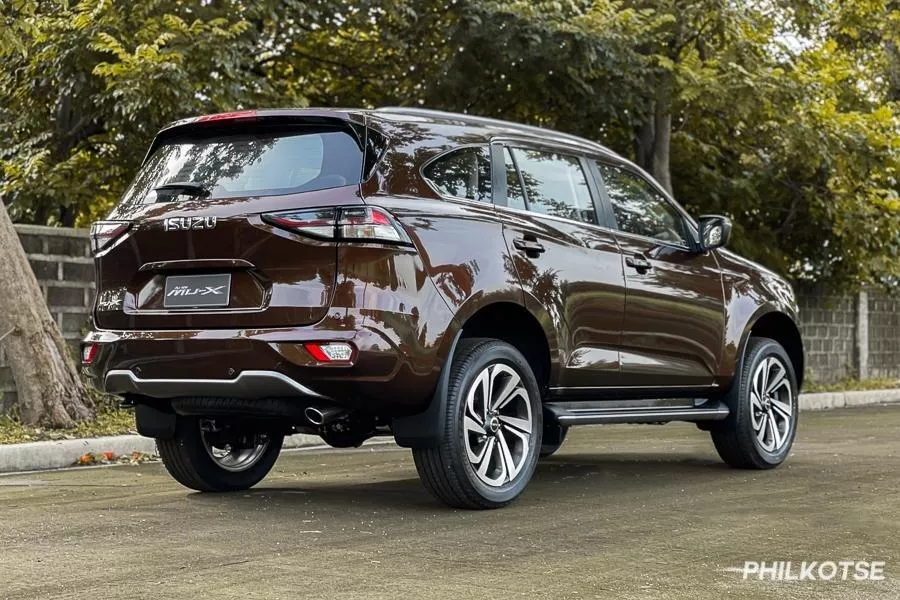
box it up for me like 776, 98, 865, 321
0, 225, 93, 414
867, 292, 900, 380
796, 293, 859, 383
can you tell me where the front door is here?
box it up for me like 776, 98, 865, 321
594, 161, 725, 388
497, 143, 625, 389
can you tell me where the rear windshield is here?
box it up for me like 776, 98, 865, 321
121, 127, 363, 205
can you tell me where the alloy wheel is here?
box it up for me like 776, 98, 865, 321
462, 363, 534, 487
749, 356, 794, 453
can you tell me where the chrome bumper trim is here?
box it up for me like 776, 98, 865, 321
104, 369, 327, 400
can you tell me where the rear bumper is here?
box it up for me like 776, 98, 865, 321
82, 323, 452, 415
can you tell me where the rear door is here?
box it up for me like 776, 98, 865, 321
496, 142, 625, 389
94, 117, 365, 330
593, 161, 725, 388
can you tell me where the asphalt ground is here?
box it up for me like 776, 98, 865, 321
0, 406, 897, 599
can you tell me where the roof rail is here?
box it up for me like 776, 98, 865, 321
375, 106, 614, 155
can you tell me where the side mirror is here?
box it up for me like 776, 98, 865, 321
697, 215, 732, 251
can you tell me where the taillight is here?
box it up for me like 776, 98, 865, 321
262, 207, 410, 245
263, 209, 337, 238
90, 221, 130, 254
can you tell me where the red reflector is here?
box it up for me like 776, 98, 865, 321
196, 110, 259, 123
304, 342, 355, 363
81, 344, 99, 365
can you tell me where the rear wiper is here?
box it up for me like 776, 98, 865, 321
153, 181, 210, 199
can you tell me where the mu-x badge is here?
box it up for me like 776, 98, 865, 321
166, 285, 226, 297
164, 216, 217, 231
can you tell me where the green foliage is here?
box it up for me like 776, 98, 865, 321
0, 0, 898, 291
0, 0, 320, 225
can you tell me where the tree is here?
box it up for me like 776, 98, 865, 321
0, 0, 330, 226
0, 200, 93, 426
2, 0, 899, 293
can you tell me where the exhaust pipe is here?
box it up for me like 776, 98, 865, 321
305, 405, 347, 426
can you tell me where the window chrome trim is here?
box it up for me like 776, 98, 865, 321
494, 202, 617, 237
610, 227, 694, 252
494, 202, 697, 252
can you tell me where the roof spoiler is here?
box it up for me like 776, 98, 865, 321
142, 109, 367, 166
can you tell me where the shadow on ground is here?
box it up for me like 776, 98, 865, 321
184, 452, 748, 512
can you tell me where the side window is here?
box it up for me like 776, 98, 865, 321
504, 148, 526, 210
510, 148, 597, 225
597, 163, 689, 245
423, 146, 491, 202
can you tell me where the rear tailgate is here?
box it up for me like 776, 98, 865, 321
94, 114, 366, 330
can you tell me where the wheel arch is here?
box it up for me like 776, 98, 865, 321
456, 301, 554, 394
741, 310, 805, 391
392, 300, 555, 448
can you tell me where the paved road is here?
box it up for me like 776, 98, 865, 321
1, 407, 898, 600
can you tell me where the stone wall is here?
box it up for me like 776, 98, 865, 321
0, 225, 93, 414
1, 225, 898, 413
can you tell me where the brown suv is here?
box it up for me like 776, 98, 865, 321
83, 107, 803, 509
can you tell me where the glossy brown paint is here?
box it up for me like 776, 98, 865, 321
86, 107, 803, 424
499, 208, 625, 388
97, 185, 364, 330
614, 233, 726, 387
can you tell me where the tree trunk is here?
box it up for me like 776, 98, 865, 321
651, 102, 673, 195
634, 75, 674, 195
0, 202, 94, 427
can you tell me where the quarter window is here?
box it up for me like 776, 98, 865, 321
597, 163, 689, 246
510, 148, 597, 225
423, 146, 491, 202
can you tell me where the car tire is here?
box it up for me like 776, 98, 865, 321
157, 413, 283, 492
710, 337, 798, 469
539, 422, 568, 457
412, 338, 543, 509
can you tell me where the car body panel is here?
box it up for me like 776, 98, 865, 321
499, 208, 625, 389
614, 233, 726, 387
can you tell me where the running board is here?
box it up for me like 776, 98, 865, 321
545, 401, 729, 426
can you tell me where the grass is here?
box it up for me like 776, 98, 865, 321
0, 388, 136, 445
804, 377, 900, 393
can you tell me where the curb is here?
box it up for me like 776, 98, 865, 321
0, 433, 323, 475
798, 388, 900, 410
2, 390, 899, 474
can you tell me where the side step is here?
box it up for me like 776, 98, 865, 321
545, 400, 729, 426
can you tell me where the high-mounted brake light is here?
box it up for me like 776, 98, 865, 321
262, 207, 410, 245
90, 221, 130, 254
195, 110, 259, 123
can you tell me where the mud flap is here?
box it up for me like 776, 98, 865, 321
391, 330, 462, 449
135, 403, 177, 440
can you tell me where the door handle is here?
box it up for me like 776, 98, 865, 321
514, 237, 546, 256
625, 254, 652, 273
